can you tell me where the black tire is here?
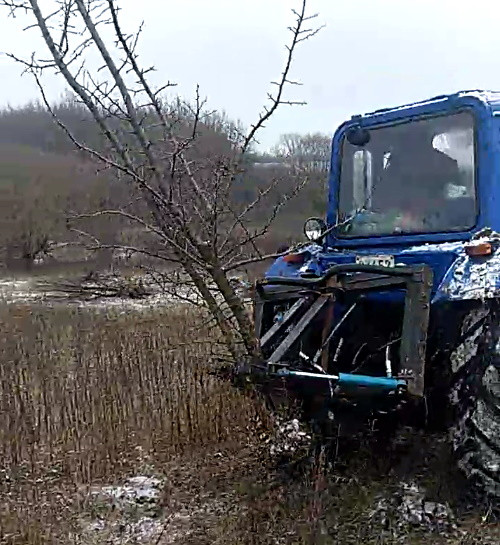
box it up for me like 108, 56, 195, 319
448, 305, 500, 508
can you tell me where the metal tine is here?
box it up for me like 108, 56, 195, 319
311, 303, 357, 366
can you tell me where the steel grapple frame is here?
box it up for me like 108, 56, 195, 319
252, 264, 433, 401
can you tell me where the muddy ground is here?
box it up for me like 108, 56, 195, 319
78, 425, 499, 545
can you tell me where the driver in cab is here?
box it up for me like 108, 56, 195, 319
379, 127, 460, 233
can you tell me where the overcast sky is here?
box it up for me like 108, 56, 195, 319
1, 0, 500, 150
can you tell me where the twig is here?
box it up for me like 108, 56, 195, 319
242, 0, 323, 153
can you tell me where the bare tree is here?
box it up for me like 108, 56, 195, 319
1, 0, 322, 362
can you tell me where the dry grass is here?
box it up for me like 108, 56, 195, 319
0, 302, 267, 543
0, 300, 497, 545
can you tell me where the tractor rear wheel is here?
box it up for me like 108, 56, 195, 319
448, 305, 500, 508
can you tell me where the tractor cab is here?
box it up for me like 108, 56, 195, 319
328, 90, 499, 245
335, 109, 476, 240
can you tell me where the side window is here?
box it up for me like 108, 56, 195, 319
352, 149, 373, 210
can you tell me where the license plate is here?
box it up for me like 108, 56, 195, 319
355, 254, 395, 267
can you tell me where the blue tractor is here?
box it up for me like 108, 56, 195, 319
251, 91, 499, 502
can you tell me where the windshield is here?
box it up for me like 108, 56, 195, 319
337, 111, 476, 237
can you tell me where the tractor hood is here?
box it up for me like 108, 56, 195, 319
264, 238, 500, 304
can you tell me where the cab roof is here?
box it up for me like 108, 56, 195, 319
351, 90, 500, 123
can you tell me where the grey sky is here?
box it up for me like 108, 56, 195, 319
1, 0, 500, 150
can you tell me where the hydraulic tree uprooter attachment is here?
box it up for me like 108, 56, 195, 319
250, 264, 433, 403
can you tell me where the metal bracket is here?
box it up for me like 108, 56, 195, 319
267, 296, 329, 367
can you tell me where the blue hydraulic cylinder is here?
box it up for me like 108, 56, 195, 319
275, 369, 406, 393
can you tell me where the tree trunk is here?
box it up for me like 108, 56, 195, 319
210, 264, 258, 359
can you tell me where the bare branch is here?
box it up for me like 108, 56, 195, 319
220, 174, 309, 263
106, 0, 175, 138
74, 0, 155, 162
1, 0, 321, 363
223, 251, 287, 273
242, 0, 321, 153
218, 178, 280, 253
70, 209, 207, 268
85, 243, 181, 265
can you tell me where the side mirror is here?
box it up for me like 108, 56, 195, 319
304, 217, 327, 242
346, 125, 370, 147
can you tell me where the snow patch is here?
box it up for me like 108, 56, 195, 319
81, 474, 165, 543
444, 250, 500, 300
269, 418, 312, 457
450, 326, 483, 373
401, 241, 464, 253
92, 475, 162, 505
369, 481, 456, 535
82, 516, 164, 544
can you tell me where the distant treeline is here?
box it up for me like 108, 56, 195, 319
0, 99, 331, 270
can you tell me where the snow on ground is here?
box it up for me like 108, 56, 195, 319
369, 481, 456, 536
0, 275, 186, 311
81, 475, 166, 544
0, 273, 251, 312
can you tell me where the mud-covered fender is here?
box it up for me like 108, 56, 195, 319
434, 248, 500, 302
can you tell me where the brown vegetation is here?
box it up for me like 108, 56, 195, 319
0, 102, 328, 273
0, 302, 268, 542
0, 301, 497, 545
